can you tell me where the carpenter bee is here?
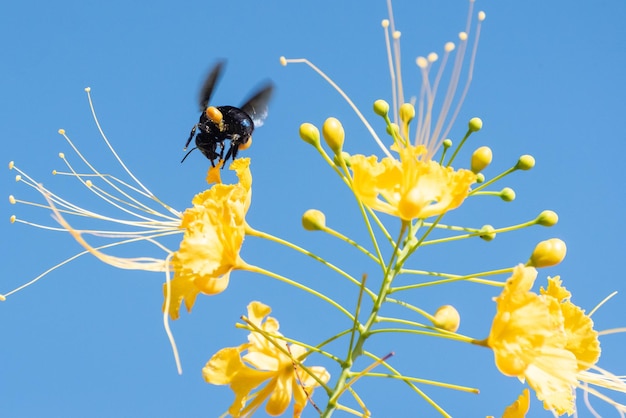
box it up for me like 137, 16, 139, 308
181, 61, 274, 166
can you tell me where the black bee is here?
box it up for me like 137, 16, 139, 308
181, 61, 274, 166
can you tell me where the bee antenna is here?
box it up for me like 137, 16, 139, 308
180, 147, 197, 163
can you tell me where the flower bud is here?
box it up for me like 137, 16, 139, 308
373, 99, 389, 117
399, 103, 415, 124
536, 210, 558, 227
299, 123, 320, 147
386, 123, 399, 137
529, 238, 567, 267
500, 187, 515, 202
516, 155, 535, 170
470, 146, 492, 173
322, 117, 345, 155
433, 305, 460, 332
442, 139, 453, 150
479, 224, 496, 241
475, 173, 485, 183
302, 209, 326, 231
468, 117, 483, 132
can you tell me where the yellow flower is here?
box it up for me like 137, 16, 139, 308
350, 145, 476, 221
501, 388, 530, 418
165, 158, 252, 320
203, 301, 330, 417
487, 265, 601, 415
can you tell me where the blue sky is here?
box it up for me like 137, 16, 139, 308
2, 1, 626, 417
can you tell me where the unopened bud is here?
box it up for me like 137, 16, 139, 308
536, 210, 558, 227
433, 305, 460, 332
322, 117, 344, 155
399, 103, 415, 124
516, 155, 535, 170
302, 209, 326, 231
500, 188, 515, 202
373, 100, 389, 117
468, 117, 483, 132
529, 238, 567, 268
299, 123, 320, 146
479, 225, 496, 241
470, 146, 492, 173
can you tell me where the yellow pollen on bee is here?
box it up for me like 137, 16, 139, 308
206, 106, 223, 124
239, 136, 253, 151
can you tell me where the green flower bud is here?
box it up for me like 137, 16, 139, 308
302, 209, 326, 231
399, 103, 415, 124
386, 123, 399, 137
468, 117, 483, 132
501, 188, 516, 202
373, 100, 390, 117
479, 224, 496, 241
536, 210, 558, 227
433, 305, 460, 332
516, 155, 535, 170
529, 238, 567, 268
475, 173, 485, 183
299, 123, 320, 146
442, 139, 453, 150
322, 117, 345, 155
470, 146, 492, 173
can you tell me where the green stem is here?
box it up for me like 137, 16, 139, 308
321, 224, 408, 417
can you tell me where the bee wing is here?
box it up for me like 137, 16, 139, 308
198, 61, 226, 111
241, 83, 274, 128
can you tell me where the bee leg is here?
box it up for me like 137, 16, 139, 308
184, 125, 198, 150
223, 142, 239, 163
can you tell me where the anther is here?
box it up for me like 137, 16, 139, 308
9, 195, 16, 204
